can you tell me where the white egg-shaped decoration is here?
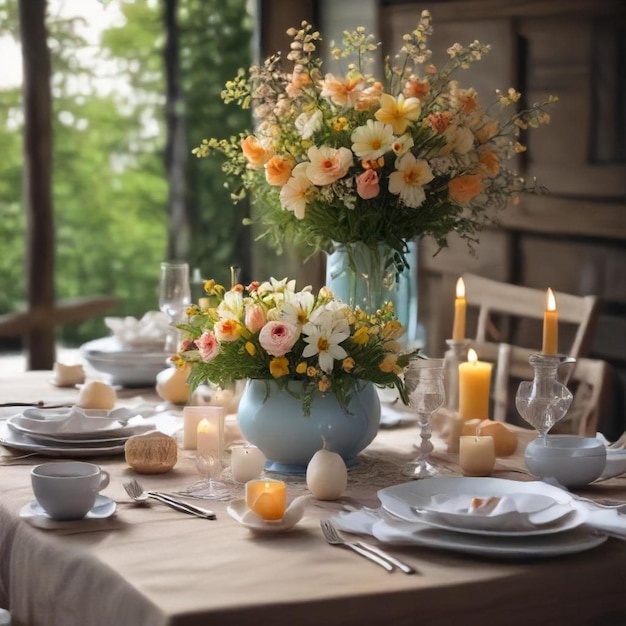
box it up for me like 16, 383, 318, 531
156, 366, 190, 405
76, 380, 116, 410
306, 448, 348, 501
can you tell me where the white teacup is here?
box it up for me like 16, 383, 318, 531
31, 461, 110, 521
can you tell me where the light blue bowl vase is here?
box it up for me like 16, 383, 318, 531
237, 378, 381, 473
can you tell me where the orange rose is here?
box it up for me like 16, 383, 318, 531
241, 135, 274, 167
448, 174, 483, 204
265, 155, 295, 186
475, 120, 498, 144
478, 147, 500, 177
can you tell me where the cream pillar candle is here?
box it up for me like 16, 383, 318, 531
183, 406, 224, 450
231, 445, 266, 483
451, 277, 467, 342
196, 417, 222, 460
459, 435, 496, 476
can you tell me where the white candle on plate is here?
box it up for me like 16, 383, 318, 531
231, 445, 266, 483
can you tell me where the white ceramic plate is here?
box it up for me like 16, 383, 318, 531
378, 477, 587, 537
370, 518, 607, 559
20, 495, 117, 529
227, 496, 310, 533
0, 424, 126, 457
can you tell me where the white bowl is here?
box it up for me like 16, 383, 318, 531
525, 436, 607, 488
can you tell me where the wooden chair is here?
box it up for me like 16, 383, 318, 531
461, 273, 602, 433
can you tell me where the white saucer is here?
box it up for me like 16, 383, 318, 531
20, 495, 117, 529
227, 495, 311, 532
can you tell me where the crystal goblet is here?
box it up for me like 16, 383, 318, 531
402, 358, 446, 479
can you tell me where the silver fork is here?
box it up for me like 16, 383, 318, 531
570, 494, 625, 512
123, 479, 217, 520
320, 519, 416, 574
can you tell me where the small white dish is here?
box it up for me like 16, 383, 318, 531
227, 495, 311, 532
597, 449, 626, 481
525, 436, 607, 488
20, 494, 117, 529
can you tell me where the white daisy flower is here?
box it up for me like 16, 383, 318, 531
301, 315, 350, 373
350, 120, 395, 161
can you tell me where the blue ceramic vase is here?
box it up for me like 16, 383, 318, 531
237, 378, 381, 473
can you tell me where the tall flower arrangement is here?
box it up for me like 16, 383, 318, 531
193, 10, 556, 270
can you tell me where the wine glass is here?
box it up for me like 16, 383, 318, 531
158, 262, 191, 354
402, 358, 446, 479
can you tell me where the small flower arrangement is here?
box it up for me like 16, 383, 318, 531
193, 10, 556, 269
174, 278, 418, 414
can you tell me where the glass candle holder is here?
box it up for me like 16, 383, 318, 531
442, 339, 469, 413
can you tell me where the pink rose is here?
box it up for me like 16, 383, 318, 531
196, 331, 220, 362
245, 304, 267, 333
258, 321, 300, 357
356, 169, 380, 199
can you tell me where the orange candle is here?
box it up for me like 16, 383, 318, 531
542, 288, 558, 355
458, 349, 492, 421
451, 277, 467, 342
245, 479, 287, 521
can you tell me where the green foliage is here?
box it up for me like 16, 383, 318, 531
0, 0, 251, 347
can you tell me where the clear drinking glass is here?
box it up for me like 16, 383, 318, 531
158, 262, 191, 354
515, 353, 576, 442
402, 359, 446, 479
193, 451, 234, 501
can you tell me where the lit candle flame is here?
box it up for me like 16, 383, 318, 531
456, 277, 465, 299
197, 418, 211, 434
468, 348, 478, 364
546, 287, 556, 312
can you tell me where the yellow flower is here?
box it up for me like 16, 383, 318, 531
245, 341, 256, 356
352, 326, 370, 345
296, 361, 307, 374
269, 356, 290, 378
306, 366, 318, 377
374, 93, 421, 134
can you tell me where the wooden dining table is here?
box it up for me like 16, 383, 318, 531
0, 371, 625, 626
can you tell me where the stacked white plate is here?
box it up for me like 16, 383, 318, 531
375, 477, 607, 558
1, 406, 160, 458
80, 337, 170, 387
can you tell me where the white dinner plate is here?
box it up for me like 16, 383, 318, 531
371, 518, 607, 559
20, 495, 117, 529
378, 477, 587, 537
0, 424, 126, 457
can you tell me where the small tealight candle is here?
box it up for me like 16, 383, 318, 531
451, 277, 467, 342
231, 445, 266, 483
245, 479, 287, 521
459, 435, 496, 477
542, 287, 558, 355
183, 406, 224, 450
458, 349, 493, 421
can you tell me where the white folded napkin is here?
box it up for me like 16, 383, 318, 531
104, 311, 170, 346
585, 508, 626, 539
